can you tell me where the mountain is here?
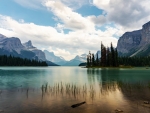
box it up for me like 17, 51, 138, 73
95, 50, 101, 59
117, 21, 150, 57
0, 34, 6, 41
63, 54, 87, 66
0, 34, 58, 66
23, 40, 58, 66
23, 40, 47, 61
44, 50, 87, 66
0, 35, 38, 59
44, 50, 66, 65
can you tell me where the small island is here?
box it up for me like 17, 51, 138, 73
86, 42, 150, 68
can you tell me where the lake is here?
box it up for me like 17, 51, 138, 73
0, 67, 150, 113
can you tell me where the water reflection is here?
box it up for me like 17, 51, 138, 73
87, 68, 150, 84
0, 67, 150, 112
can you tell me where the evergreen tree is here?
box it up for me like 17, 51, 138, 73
106, 47, 110, 67
87, 55, 90, 67
110, 42, 115, 66
0, 55, 48, 66
92, 54, 95, 66
115, 48, 118, 67
96, 52, 99, 66
89, 51, 92, 66
101, 42, 107, 67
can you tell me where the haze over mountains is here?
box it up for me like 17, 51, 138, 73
44, 50, 87, 66
0, 34, 87, 66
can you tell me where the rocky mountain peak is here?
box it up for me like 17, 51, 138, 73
117, 30, 142, 55
74, 54, 86, 62
23, 40, 36, 49
0, 37, 25, 53
117, 21, 150, 57
0, 34, 6, 41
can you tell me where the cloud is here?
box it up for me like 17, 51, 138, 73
87, 15, 107, 26
92, 0, 150, 30
14, 0, 88, 10
14, 0, 46, 10
44, 1, 95, 31
0, 14, 118, 60
61, 0, 89, 9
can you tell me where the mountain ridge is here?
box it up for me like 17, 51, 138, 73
117, 21, 150, 57
0, 34, 58, 66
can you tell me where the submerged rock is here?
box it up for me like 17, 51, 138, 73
115, 109, 123, 113
144, 101, 149, 104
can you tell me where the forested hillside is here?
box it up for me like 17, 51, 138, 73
0, 55, 48, 66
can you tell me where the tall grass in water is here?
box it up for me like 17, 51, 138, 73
37, 81, 150, 102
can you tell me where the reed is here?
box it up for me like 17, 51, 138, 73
38, 81, 150, 101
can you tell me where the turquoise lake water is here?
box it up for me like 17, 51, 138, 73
0, 67, 150, 113
0, 66, 150, 89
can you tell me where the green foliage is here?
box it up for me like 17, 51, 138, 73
87, 42, 118, 67
0, 55, 48, 66
101, 42, 107, 66
118, 56, 150, 66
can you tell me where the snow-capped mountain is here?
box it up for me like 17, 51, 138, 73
44, 50, 66, 65
74, 54, 87, 62
44, 50, 87, 66
63, 54, 87, 66
23, 41, 47, 61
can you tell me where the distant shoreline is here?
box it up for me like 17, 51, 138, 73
83, 66, 150, 69
84, 66, 134, 68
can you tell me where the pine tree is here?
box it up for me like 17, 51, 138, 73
89, 51, 92, 66
106, 47, 110, 67
110, 42, 115, 66
92, 54, 95, 66
96, 52, 99, 66
87, 55, 90, 67
101, 42, 107, 67
115, 48, 118, 67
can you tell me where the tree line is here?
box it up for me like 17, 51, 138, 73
87, 42, 118, 67
87, 42, 150, 67
118, 56, 150, 66
0, 55, 48, 66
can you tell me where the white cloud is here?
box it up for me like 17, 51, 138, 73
14, 0, 46, 10
92, 0, 150, 31
14, 0, 88, 10
44, 1, 96, 31
0, 14, 118, 60
87, 15, 107, 26
61, 0, 89, 9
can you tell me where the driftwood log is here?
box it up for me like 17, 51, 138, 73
71, 101, 86, 108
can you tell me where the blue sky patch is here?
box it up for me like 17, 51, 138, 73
76, 4, 103, 17
0, 0, 56, 26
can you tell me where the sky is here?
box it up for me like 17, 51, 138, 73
0, 0, 150, 60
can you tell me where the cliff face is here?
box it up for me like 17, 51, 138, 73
140, 21, 150, 46
117, 30, 142, 54
23, 40, 47, 61
117, 21, 150, 56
